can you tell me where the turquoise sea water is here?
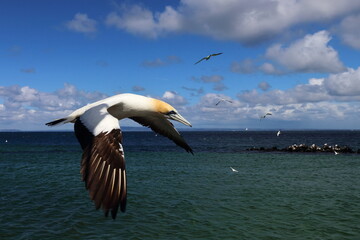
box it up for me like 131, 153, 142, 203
1, 131, 360, 239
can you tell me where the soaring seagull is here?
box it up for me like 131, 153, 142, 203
194, 53, 223, 64
260, 112, 272, 120
46, 93, 193, 219
215, 97, 233, 106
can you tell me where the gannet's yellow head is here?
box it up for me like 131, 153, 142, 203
151, 98, 192, 127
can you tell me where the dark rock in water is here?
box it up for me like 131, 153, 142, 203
247, 143, 358, 154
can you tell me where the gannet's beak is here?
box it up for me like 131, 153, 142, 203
169, 113, 192, 127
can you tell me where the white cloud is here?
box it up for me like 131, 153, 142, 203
265, 30, 345, 73
105, 5, 181, 38
259, 63, 279, 75
237, 67, 360, 106
1, 73, 360, 130
324, 67, 360, 96
213, 82, 227, 92
191, 75, 228, 92
161, 91, 187, 106
104, 0, 360, 43
132, 85, 145, 92
199, 75, 223, 83
0, 84, 107, 129
66, 13, 97, 33
182, 86, 204, 96
258, 81, 271, 91
231, 59, 256, 74
336, 14, 360, 49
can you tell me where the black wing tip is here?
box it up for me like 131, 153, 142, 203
103, 204, 125, 220
104, 207, 121, 220
45, 118, 67, 126
110, 201, 126, 219
185, 146, 194, 155
111, 209, 118, 220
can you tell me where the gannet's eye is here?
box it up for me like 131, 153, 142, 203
166, 110, 176, 115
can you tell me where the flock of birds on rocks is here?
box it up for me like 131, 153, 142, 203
247, 143, 360, 154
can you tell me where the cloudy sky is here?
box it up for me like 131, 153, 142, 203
1, 0, 360, 130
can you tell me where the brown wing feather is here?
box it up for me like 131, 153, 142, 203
130, 116, 193, 154
75, 119, 126, 219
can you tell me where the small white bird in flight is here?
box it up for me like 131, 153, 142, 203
260, 112, 272, 120
215, 97, 233, 106
195, 53, 223, 64
230, 167, 238, 172
277, 130, 281, 136
334, 150, 339, 155
46, 93, 193, 219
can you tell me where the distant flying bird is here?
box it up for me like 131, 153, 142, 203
277, 130, 281, 137
215, 97, 233, 106
260, 112, 272, 120
230, 167, 238, 172
334, 150, 339, 155
195, 53, 223, 64
46, 93, 193, 219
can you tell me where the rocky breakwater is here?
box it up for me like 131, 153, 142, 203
247, 143, 360, 154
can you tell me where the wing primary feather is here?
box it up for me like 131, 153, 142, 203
120, 170, 127, 213
130, 116, 193, 154
75, 114, 126, 219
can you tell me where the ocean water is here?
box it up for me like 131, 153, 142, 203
1, 130, 360, 239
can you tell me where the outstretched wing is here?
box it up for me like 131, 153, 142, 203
74, 104, 126, 219
130, 116, 193, 154
194, 57, 206, 64
210, 52, 223, 57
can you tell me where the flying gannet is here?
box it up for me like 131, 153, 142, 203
277, 130, 281, 137
230, 167, 238, 172
194, 53, 223, 64
215, 97, 233, 106
46, 93, 193, 219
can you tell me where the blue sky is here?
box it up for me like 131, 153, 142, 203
1, 0, 360, 130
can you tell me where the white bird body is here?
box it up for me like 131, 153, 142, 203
277, 130, 281, 136
46, 93, 193, 219
230, 167, 238, 172
61, 94, 154, 123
